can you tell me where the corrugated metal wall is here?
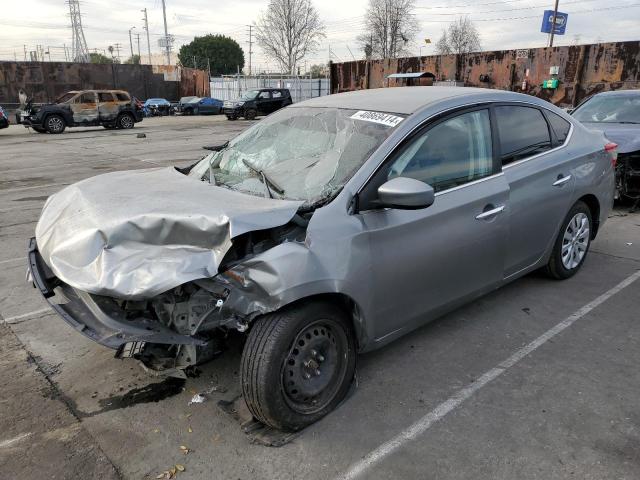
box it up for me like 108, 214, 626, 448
0, 62, 210, 106
330, 41, 640, 107
210, 75, 329, 102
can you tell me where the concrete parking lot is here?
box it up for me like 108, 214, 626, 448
1, 116, 639, 480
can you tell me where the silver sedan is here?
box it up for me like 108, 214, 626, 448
29, 87, 616, 431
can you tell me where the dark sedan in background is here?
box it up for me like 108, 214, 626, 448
176, 97, 223, 115
571, 90, 640, 203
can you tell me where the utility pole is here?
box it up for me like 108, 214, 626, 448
113, 43, 122, 63
23, 45, 27, 61
549, 0, 560, 47
128, 27, 136, 59
161, 0, 171, 65
142, 8, 152, 65
135, 33, 142, 60
246, 25, 253, 76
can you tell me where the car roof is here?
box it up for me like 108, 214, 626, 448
591, 89, 640, 97
295, 86, 535, 114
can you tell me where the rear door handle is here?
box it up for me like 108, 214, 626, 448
475, 205, 505, 220
553, 174, 572, 186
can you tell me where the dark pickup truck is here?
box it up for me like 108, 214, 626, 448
19, 89, 143, 133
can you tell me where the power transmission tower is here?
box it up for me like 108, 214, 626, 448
142, 8, 152, 65
247, 25, 253, 76
66, 0, 90, 62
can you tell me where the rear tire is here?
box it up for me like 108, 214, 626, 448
45, 114, 66, 134
241, 301, 356, 432
545, 201, 592, 280
117, 113, 135, 129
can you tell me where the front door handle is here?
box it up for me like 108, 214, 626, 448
553, 174, 572, 186
475, 205, 505, 220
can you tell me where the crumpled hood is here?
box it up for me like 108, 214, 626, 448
586, 123, 640, 154
35, 166, 303, 300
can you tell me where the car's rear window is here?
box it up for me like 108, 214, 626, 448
546, 111, 571, 145
495, 106, 552, 165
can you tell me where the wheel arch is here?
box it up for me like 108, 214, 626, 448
577, 194, 600, 239
253, 292, 369, 352
42, 109, 70, 126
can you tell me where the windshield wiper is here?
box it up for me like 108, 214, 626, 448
241, 158, 284, 198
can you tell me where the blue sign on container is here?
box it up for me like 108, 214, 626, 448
541, 10, 569, 35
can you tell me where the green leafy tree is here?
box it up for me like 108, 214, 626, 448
124, 54, 141, 65
178, 35, 244, 74
90, 52, 114, 64
309, 63, 327, 78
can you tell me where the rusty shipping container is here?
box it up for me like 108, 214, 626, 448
330, 41, 640, 107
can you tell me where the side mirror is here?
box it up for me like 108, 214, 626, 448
566, 108, 574, 114
377, 177, 435, 209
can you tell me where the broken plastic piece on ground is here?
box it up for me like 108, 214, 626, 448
205, 384, 228, 394
217, 395, 299, 447
137, 133, 146, 138
188, 393, 206, 405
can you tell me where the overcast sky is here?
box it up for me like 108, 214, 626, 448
1, 0, 639, 71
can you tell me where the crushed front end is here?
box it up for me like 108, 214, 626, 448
28, 237, 239, 377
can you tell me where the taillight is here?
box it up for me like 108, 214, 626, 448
605, 142, 618, 167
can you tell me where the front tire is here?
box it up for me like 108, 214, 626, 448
241, 301, 356, 432
117, 113, 135, 129
45, 114, 66, 134
545, 201, 592, 279
244, 108, 257, 120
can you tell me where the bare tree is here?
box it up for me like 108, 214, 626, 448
435, 16, 481, 55
255, 0, 325, 75
357, 0, 419, 59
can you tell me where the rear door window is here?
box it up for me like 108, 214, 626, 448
77, 92, 96, 104
272, 90, 283, 98
495, 106, 552, 165
545, 111, 571, 145
98, 92, 114, 102
387, 109, 494, 192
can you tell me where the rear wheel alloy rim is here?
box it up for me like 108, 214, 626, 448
120, 115, 133, 128
48, 117, 63, 132
281, 319, 348, 415
561, 212, 589, 269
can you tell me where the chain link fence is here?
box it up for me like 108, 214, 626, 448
210, 74, 330, 103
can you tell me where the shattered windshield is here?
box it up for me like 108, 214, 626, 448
188, 106, 405, 205
573, 95, 640, 124
56, 92, 77, 104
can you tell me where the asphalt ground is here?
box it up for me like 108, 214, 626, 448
1, 116, 639, 480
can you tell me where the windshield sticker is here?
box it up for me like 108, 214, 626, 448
350, 110, 404, 127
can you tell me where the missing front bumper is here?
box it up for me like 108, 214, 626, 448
27, 237, 208, 350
